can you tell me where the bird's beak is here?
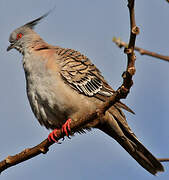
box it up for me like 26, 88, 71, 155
7, 43, 15, 51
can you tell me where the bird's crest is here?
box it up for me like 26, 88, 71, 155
23, 9, 53, 29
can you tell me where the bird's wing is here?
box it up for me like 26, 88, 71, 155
55, 47, 134, 114
56, 48, 114, 98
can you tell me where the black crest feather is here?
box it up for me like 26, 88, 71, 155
24, 9, 54, 29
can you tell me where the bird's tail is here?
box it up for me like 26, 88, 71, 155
98, 108, 164, 175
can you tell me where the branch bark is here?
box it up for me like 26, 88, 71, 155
1, 0, 167, 174
113, 37, 169, 62
158, 158, 169, 162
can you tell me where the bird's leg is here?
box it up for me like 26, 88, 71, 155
48, 129, 60, 142
62, 118, 71, 137
48, 119, 72, 142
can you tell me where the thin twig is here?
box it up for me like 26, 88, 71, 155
113, 37, 169, 62
158, 158, 169, 162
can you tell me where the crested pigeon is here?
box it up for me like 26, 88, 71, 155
7, 12, 164, 175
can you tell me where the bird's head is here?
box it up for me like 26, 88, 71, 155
7, 12, 49, 54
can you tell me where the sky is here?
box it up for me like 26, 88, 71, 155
1, 0, 169, 179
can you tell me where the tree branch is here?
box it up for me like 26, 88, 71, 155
158, 158, 169, 162
113, 37, 169, 62
1, 0, 167, 174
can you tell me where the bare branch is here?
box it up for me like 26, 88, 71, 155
113, 37, 169, 62
158, 158, 169, 162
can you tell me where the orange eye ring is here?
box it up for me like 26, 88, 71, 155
16, 33, 23, 40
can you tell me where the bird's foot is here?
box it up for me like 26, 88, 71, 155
48, 129, 60, 142
62, 118, 71, 137
48, 119, 72, 143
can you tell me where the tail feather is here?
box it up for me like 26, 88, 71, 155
116, 132, 164, 175
98, 110, 164, 175
116, 101, 135, 114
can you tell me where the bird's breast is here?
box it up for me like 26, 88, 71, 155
23, 54, 86, 129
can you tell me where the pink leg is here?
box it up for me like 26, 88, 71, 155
48, 129, 59, 142
48, 119, 72, 143
62, 118, 71, 137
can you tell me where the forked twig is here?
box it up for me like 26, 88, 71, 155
113, 37, 169, 62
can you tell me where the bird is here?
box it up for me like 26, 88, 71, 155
7, 12, 164, 175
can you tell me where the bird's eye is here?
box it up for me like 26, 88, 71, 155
16, 33, 23, 40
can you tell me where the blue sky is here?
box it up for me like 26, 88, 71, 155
1, 0, 169, 179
